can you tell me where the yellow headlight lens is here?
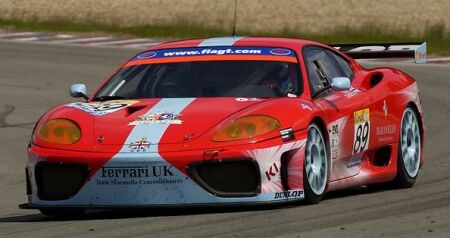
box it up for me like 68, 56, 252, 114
213, 115, 280, 142
36, 119, 81, 144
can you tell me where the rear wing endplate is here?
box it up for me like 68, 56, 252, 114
331, 42, 426, 64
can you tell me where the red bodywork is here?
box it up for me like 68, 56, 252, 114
24, 37, 425, 207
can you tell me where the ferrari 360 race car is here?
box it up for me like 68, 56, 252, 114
20, 37, 426, 216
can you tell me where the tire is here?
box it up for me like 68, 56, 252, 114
303, 123, 328, 204
39, 208, 85, 218
395, 107, 421, 188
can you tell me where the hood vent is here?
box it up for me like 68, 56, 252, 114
127, 105, 147, 116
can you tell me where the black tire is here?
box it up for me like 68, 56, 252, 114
395, 107, 421, 188
303, 123, 328, 204
39, 208, 85, 218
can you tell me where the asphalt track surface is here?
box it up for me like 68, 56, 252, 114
0, 40, 449, 238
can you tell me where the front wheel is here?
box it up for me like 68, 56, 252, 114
395, 107, 421, 188
303, 123, 328, 204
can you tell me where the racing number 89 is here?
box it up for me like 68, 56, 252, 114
353, 122, 369, 154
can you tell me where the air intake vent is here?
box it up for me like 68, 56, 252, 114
35, 162, 89, 201
188, 159, 260, 197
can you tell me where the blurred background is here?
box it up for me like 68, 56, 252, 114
0, 0, 449, 52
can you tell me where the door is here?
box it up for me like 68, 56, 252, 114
303, 46, 373, 181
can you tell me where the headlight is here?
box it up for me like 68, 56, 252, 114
35, 119, 81, 144
213, 115, 280, 142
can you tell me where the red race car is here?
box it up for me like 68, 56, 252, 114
20, 37, 426, 216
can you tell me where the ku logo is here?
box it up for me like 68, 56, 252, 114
265, 162, 280, 181
129, 137, 151, 152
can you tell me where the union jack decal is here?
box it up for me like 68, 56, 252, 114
129, 137, 151, 152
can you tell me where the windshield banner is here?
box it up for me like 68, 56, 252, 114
125, 47, 297, 67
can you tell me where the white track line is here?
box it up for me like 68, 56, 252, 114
54, 34, 80, 39
0, 31, 163, 49
14, 35, 53, 41
0, 32, 39, 38
50, 36, 115, 43
1, 32, 447, 63
124, 42, 160, 48
427, 57, 450, 62
89, 38, 156, 45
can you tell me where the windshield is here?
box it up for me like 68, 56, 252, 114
95, 47, 302, 99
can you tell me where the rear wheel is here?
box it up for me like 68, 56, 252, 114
395, 107, 421, 188
39, 208, 85, 218
303, 123, 328, 204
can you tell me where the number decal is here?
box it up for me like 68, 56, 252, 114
353, 125, 362, 154
353, 109, 370, 154
66, 100, 139, 116
361, 122, 369, 149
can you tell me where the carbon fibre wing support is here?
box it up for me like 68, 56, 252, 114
331, 42, 426, 64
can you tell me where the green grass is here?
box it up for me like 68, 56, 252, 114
1, 18, 449, 55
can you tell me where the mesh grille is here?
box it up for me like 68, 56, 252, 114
189, 159, 260, 197
36, 162, 88, 200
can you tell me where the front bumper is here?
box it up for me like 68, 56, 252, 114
23, 135, 307, 208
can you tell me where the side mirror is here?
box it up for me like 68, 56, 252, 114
70, 84, 89, 100
331, 77, 351, 91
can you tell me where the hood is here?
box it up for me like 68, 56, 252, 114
91, 98, 269, 146
34, 97, 318, 153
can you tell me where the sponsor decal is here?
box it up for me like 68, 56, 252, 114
376, 124, 396, 143
137, 51, 157, 59
203, 150, 220, 161
334, 43, 426, 64
270, 48, 292, 56
195, 48, 261, 56
300, 103, 313, 111
101, 165, 175, 178
265, 162, 280, 181
96, 165, 183, 186
130, 47, 296, 61
343, 87, 362, 98
330, 124, 340, 160
377, 136, 393, 143
129, 137, 151, 152
66, 100, 138, 116
353, 108, 370, 154
274, 190, 304, 199
129, 112, 182, 125
279, 128, 295, 142
415, 50, 426, 64
347, 154, 363, 168
245, 140, 306, 193
337, 44, 420, 53
235, 97, 261, 102
376, 124, 396, 136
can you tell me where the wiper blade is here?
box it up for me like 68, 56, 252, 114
92, 95, 127, 101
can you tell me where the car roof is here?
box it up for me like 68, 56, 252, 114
148, 36, 328, 51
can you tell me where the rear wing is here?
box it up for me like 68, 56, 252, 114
331, 42, 426, 64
